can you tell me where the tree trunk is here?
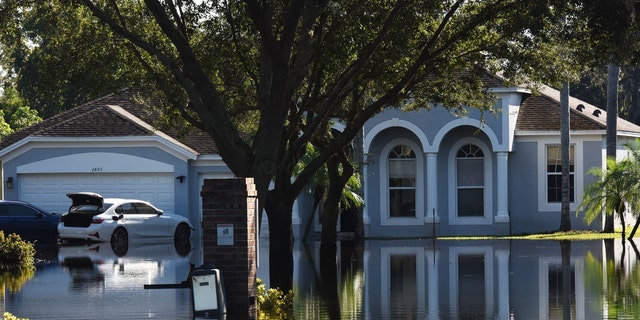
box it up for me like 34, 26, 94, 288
320, 153, 354, 254
618, 201, 626, 238
264, 190, 295, 292
302, 187, 325, 242
629, 216, 640, 239
559, 82, 572, 231
604, 63, 620, 232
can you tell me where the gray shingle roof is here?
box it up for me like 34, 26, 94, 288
516, 85, 640, 134
0, 89, 218, 155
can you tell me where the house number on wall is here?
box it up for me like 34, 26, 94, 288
91, 168, 103, 172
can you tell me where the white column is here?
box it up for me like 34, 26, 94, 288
496, 152, 510, 222
425, 152, 439, 223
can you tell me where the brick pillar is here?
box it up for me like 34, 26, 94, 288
201, 178, 257, 320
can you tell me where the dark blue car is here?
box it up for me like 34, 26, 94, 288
0, 200, 60, 242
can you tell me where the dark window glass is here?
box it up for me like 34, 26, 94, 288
546, 145, 575, 203
388, 144, 416, 218
135, 203, 157, 215
5, 204, 37, 217
457, 144, 484, 217
120, 203, 137, 215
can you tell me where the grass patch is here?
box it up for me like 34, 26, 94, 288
438, 230, 623, 241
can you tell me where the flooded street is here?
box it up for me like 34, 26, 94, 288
2, 236, 640, 319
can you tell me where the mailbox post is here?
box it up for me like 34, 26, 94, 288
191, 267, 226, 319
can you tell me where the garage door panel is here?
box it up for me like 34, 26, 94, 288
137, 175, 156, 185
19, 173, 175, 215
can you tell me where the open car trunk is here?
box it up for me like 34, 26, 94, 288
63, 192, 105, 227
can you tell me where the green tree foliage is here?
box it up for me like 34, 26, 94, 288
0, 110, 12, 138
0, 86, 41, 136
578, 140, 640, 237
572, 66, 640, 126
0, 0, 146, 117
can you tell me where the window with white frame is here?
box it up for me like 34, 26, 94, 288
388, 145, 417, 217
546, 145, 574, 203
456, 144, 484, 217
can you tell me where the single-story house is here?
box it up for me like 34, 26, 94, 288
2, 78, 638, 239
361, 77, 640, 237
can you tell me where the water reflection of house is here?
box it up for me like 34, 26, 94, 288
292, 239, 614, 319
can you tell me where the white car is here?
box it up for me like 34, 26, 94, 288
58, 192, 192, 250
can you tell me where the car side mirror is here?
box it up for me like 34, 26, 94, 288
156, 209, 163, 216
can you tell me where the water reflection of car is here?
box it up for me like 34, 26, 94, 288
0, 200, 60, 242
59, 241, 192, 293
58, 192, 193, 250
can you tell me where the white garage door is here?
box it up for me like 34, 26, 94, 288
19, 173, 175, 215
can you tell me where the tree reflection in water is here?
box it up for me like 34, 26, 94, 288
584, 238, 640, 319
1, 266, 35, 294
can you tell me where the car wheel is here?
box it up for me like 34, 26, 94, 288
174, 223, 191, 247
110, 227, 128, 256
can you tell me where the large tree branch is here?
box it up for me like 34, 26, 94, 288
81, 0, 253, 175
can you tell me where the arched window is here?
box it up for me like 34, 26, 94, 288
456, 144, 484, 217
388, 145, 416, 217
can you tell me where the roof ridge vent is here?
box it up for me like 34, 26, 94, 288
577, 104, 585, 112
593, 109, 601, 117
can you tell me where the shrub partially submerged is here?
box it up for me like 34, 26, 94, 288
0, 231, 35, 266
0, 231, 36, 294
3, 312, 28, 320
257, 278, 293, 319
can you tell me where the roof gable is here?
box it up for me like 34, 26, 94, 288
0, 89, 218, 155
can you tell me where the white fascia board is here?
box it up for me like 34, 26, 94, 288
191, 155, 229, 168
488, 87, 531, 94
0, 136, 199, 162
514, 133, 603, 143
516, 129, 640, 139
514, 130, 606, 137
616, 131, 640, 139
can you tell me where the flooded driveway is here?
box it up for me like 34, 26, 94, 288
2, 237, 639, 319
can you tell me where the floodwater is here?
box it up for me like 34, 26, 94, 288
2, 236, 640, 319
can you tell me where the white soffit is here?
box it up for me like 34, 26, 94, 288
17, 152, 174, 174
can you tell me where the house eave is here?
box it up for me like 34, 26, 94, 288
515, 129, 640, 139
514, 130, 606, 137
191, 154, 228, 167
0, 136, 199, 163
488, 87, 531, 94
